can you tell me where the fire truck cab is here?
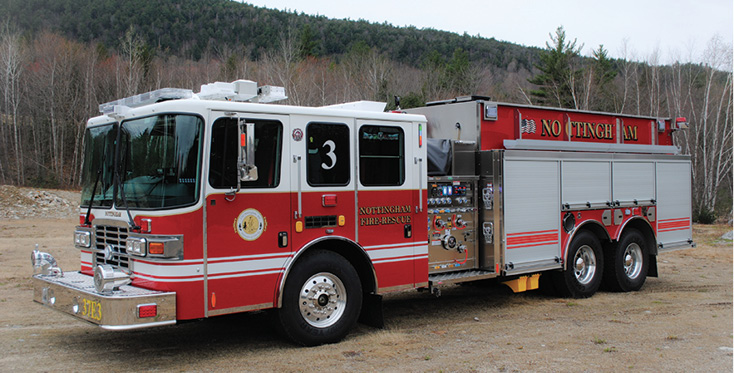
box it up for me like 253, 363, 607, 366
32, 81, 693, 346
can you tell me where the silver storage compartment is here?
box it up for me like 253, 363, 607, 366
478, 151, 503, 273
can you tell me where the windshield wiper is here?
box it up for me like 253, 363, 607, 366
83, 154, 105, 226
115, 133, 140, 231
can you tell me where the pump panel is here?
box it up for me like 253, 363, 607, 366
427, 177, 478, 273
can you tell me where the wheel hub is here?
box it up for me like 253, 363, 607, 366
573, 245, 596, 285
623, 243, 643, 279
624, 254, 633, 267
299, 272, 346, 328
575, 257, 585, 271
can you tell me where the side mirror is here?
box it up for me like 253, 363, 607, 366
238, 120, 258, 181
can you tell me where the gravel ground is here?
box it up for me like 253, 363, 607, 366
0, 186, 731, 372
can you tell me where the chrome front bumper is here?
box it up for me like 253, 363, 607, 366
33, 271, 176, 330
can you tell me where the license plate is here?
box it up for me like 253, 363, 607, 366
81, 298, 102, 321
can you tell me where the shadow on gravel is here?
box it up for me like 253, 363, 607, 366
43, 280, 559, 369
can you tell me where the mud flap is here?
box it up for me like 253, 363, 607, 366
358, 292, 384, 328
648, 254, 658, 277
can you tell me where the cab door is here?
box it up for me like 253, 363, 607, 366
204, 112, 291, 316
355, 120, 425, 291
289, 116, 355, 250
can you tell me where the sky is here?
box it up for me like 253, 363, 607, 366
243, 0, 733, 65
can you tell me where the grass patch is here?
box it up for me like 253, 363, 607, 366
593, 338, 606, 345
603, 347, 617, 353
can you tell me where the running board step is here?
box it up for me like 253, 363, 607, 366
429, 269, 497, 285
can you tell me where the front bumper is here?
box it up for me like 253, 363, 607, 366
33, 271, 176, 330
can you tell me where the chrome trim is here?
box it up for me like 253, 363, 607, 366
504, 149, 690, 162
126, 233, 184, 260
504, 139, 681, 154
275, 236, 377, 308
377, 284, 416, 293
658, 240, 696, 252
294, 155, 302, 218
617, 216, 655, 241
208, 302, 273, 316
562, 220, 610, 271
33, 271, 176, 329
101, 320, 176, 330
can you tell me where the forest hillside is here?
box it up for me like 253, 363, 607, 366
0, 0, 730, 220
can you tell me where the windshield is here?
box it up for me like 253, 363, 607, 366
80, 123, 116, 208
117, 114, 203, 209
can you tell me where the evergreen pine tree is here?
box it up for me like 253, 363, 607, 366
528, 26, 582, 108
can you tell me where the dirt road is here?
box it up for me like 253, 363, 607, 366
1, 214, 731, 371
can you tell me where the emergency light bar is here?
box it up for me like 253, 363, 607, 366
100, 80, 288, 118
99, 88, 193, 114
198, 80, 287, 103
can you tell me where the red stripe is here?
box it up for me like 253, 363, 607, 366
658, 227, 690, 233
507, 240, 559, 250
507, 233, 558, 246
507, 229, 558, 237
659, 221, 690, 229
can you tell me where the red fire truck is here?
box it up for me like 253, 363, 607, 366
32, 80, 694, 346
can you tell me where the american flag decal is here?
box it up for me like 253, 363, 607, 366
521, 119, 537, 134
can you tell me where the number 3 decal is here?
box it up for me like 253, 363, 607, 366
321, 140, 337, 170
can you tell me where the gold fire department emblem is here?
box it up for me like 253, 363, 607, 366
234, 208, 266, 241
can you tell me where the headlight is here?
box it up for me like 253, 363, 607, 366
74, 230, 92, 248
125, 237, 147, 256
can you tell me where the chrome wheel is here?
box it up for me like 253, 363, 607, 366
573, 245, 597, 285
299, 272, 346, 328
623, 243, 643, 280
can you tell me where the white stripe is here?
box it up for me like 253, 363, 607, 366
133, 255, 289, 279
367, 246, 415, 260
133, 273, 204, 283
373, 255, 426, 264
80, 251, 92, 263
208, 256, 288, 275
134, 261, 203, 278
208, 270, 283, 280
363, 242, 417, 250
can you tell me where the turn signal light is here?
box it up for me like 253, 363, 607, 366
148, 242, 164, 255
137, 304, 157, 318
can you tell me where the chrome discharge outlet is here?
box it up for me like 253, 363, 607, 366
94, 265, 132, 293
31, 248, 63, 277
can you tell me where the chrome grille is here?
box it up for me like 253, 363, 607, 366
94, 225, 130, 269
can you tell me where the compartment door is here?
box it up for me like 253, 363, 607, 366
656, 161, 693, 250
503, 158, 562, 274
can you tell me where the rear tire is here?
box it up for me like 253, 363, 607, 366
603, 229, 648, 292
276, 250, 362, 346
554, 231, 603, 298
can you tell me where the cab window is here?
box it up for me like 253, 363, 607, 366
209, 118, 283, 189
306, 122, 350, 186
359, 125, 405, 186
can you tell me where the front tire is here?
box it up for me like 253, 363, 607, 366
276, 250, 362, 346
554, 231, 603, 298
603, 229, 648, 292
